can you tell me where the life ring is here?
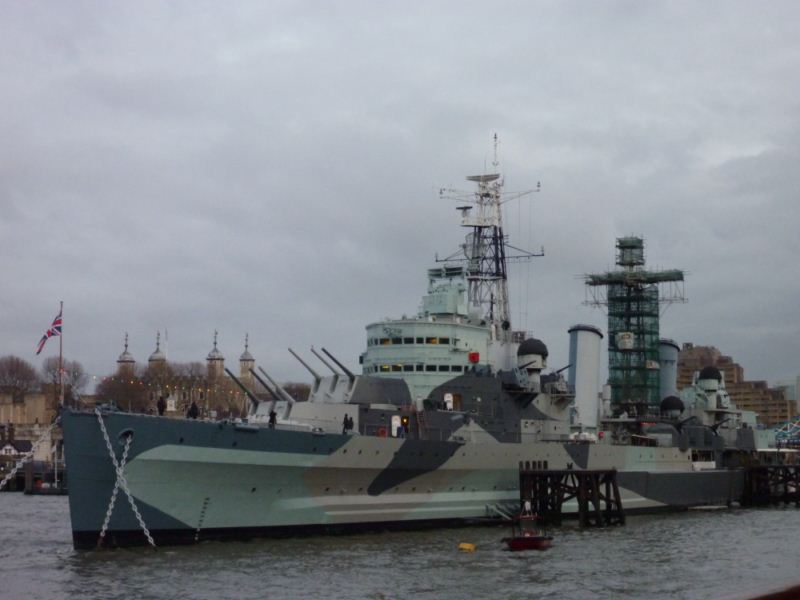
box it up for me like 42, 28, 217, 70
377, 426, 388, 438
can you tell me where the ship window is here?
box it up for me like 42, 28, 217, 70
426, 337, 438, 344
403, 364, 414, 372
380, 338, 391, 345
416, 337, 424, 344
380, 365, 391, 372
416, 364, 424, 371
391, 365, 402, 372
404, 337, 414, 344
452, 365, 463, 372
439, 337, 450, 345
392, 337, 402, 345
438, 365, 450, 372
425, 365, 437, 372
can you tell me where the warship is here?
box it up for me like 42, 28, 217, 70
61, 151, 779, 549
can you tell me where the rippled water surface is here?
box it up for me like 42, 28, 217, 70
2, 494, 798, 599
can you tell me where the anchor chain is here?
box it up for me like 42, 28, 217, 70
95, 408, 156, 549
0, 416, 61, 492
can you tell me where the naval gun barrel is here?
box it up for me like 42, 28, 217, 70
710, 417, 732, 434
224, 368, 260, 414
310, 346, 339, 376
288, 348, 322, 389
310, 346, 339, 394
257, 366, 296, 419
321, 347, 355, 384
249, 368, 284, 406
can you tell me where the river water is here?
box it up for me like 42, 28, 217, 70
1, 493, 797, 600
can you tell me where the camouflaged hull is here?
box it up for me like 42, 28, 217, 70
62, 409, 743, 549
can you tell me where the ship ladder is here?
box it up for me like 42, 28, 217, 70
0, 416, 61, 492
416, 411, 427, 440
95, 408, 156, 549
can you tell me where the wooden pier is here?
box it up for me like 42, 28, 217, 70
519, 468, 625, 527
23, 460, 67, 495
741, 465, 800, 507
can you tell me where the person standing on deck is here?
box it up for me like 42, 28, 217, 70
187, 400, 199, 419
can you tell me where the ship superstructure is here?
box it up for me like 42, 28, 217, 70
362, 265, 489, 401
361, 146, 540, 400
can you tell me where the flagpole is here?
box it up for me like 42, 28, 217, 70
59, 300, 64, 407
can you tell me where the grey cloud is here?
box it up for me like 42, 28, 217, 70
1, 1, 798, 387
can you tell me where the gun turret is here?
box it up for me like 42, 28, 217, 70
310, 347, 339, 393
224, 368, 260, 415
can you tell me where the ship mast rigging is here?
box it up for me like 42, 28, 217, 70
437, 135, 542, 342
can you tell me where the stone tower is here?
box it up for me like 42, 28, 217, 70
148, 331, 167, 374
207, 330, 225, 380
240, 333, 255, 388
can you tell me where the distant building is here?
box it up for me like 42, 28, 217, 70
0, 421, 55, 462
105, 331, 263, 418
775, 376, 800, 416
0, 392, 52, 426
0, 438, 32, 458
677, 343, 792, 427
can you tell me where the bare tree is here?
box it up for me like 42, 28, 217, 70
0, 355, 40, 401
41, 357, 88, 405
95, 375, 148, 413
172, 362, 205, 378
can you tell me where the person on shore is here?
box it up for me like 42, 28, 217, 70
187, 401, 199, 419
157, 396, 166, 416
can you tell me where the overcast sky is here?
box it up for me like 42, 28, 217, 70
1, 1, 798, 390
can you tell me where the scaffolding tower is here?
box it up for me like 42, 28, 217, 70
585, 237, 685, 417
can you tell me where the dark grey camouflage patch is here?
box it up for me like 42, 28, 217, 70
367, 439, 461, 496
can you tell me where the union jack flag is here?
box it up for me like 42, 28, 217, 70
35, 309, 62, 355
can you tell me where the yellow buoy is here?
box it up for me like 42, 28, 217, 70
458, 542, 476, 552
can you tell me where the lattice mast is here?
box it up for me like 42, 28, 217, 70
438, 135, 541, 342
585, 237, 685, 417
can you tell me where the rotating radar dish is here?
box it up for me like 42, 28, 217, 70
466, 173, 500, 183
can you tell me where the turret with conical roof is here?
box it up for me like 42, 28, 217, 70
207, 330, 225, 379
117, 332, 136, 378
149, 331, 166, 364
239, 333, 255, 386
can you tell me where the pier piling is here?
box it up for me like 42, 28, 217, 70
742, 465, 800, 507
519, 468, 625, 527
